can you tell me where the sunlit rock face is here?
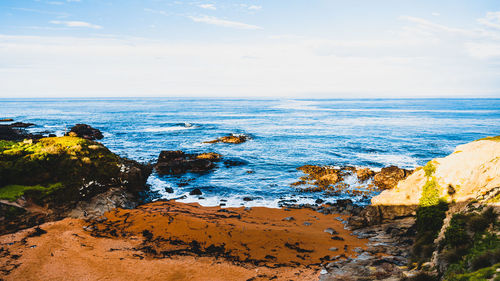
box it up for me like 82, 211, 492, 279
372, 137, 500, 207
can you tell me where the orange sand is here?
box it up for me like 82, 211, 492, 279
0, 201, 368, 281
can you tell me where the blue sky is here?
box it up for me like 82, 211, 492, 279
1, 0, 500, 97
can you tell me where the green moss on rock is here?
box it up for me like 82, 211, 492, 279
0, 136, 121, 202
0, 183, 63, 201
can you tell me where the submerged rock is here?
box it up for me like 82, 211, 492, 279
155, 150, 221, 175
204, 134, 249, 144
65, 124, 104, 140
0, 122, 43, 141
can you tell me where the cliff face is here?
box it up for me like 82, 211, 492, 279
372, 137, 500, 207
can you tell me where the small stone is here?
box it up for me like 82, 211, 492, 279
283, 216, 295, 221
244, 207, 252, 211
329, 247, 338, 251
320, 269, 328, 275
324, 228, 338, 235
303, 222, 312, 226
353, 247, 363, 253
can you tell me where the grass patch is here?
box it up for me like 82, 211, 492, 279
0, 183, 63, 201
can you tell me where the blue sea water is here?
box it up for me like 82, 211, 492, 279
1, 98, 500, 207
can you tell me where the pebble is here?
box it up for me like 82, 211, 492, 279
283, 216, 295, 221
329, 247, 338, 251
303, 222, 312, 226
324, 228, 338, 235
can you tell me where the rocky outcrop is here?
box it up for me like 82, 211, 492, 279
356, 168, 375, 182
373, 166, 413, 190
65, 124, 103, 140
0, 136, 151, 234
291, 165, 344, 192
154, 150, 222, 175
0, 122, 44, 141
204, 134, 249, 144
372, 138, 500, 208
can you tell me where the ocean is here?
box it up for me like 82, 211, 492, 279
2, 98, 499, 207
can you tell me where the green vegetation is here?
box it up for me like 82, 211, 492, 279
0, 136, 121, 202
441, 207, 500, 281
0, 183, 63, 201
475, 135, 500, 142
412, 160, 449, 263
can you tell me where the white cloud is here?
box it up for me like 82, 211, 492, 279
477, 11, 500, 29
188, 15, 262, 30
399, 16, 472, 36
248, 5, 262, 11
432, 12, 440, 16
465, 42, 500, 59
198, 4, 216, 10
144, 8, 169, 16
67, 0, 81, 2
50, 21, 102, 29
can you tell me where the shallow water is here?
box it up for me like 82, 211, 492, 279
2, 98, 499, 207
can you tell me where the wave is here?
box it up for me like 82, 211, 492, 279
141, 123, 196, 133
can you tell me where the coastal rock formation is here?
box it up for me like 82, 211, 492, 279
204, 134, 249, 144
154, 150, 222, 175
65, 124, 104, 140
372, 165, 413, 190
291, 165, 343, 192
372, 137, 500, 207
0, 122, 43, 141
356, 168, 375, 182
0, 136, 151, 234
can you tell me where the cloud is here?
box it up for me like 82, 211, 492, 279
248, 5, 262, 11
67, 0, 81, 2
12, 7, 70, 16
50, 20, 102, 29
399, 15, 472, 36
432, 12, 440, 16
188, 15, 262, 30
144, 8, 170, 16
198, 4, 216, 10
477, 11, 500, 30
47, 1, 64, 5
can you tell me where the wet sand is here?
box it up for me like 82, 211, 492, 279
0, 201, 368, 281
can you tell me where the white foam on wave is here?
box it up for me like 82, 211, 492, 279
356, 152, 419, 169
141, 124, 196, 133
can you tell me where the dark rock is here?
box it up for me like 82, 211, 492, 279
189, 188, 202, 195
0, 118, 14, 122
65, 124, 103, 140
324, 228, 339, 235
373, 166, 413, 190
303, 222, 312, 226
155, 150, 221, 175
165, 187, 174, 194
283, 216, 295, 221
243, 197, 253, 202
9, 122, 35, 128
315, 199, 324, 204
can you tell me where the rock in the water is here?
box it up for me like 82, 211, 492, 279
356, 168, 375, 182
204, 134, 249, 144
291, 165, 343, 191
0, 122, 42, 141
154, 150, 221, 175
373, 166, 412, 190
189, 188, 202, 195
0, 118, 14, 122
65, 124, 104, 140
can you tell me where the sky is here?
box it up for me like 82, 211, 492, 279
1, 0, 500, 98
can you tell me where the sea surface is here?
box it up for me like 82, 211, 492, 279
2, 98, 500, 207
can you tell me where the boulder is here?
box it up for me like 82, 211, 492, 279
155, 150, 221, 175
356, 168, 375, 182
204, 134, 249, 144
373, 166, 412, 190
65, 124, 103, 140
